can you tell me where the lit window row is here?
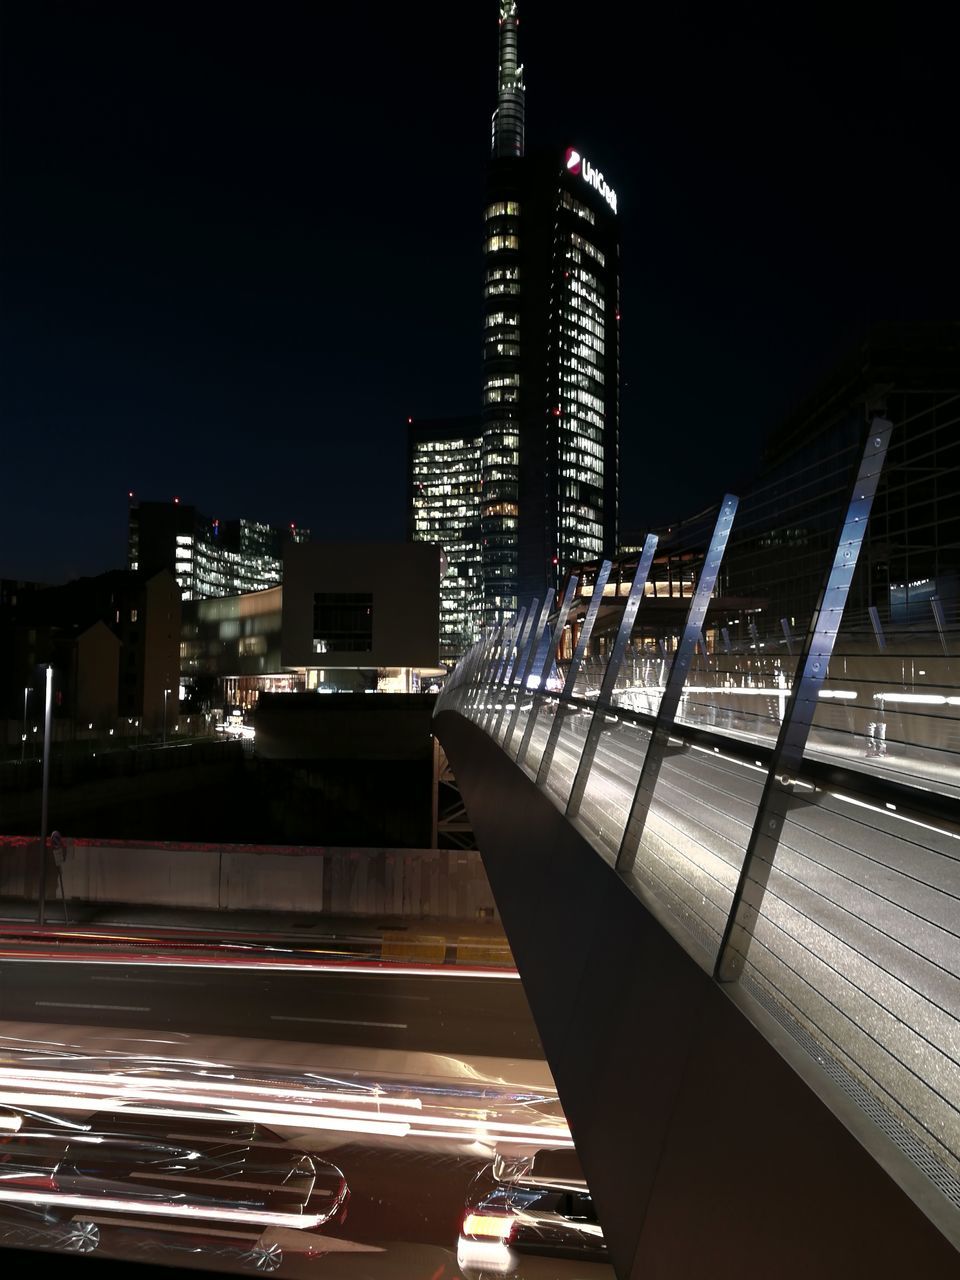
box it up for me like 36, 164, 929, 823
563, 308, 605, 340
485, 234, 520, 254
569, 232, 606, 266
561, 191, 595, 224
564, 258, 599, 289
562, 322, 605, 352
485, 311, 520, 329
568, 277, 605, 308
561, 345, 603, 373
485, 200, 521, 219
561, 438, 604, 461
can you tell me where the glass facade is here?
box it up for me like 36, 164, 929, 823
128, 500, 309, 602
480, 153, 620, 627
481, 197, 523, 621
409, 420, 483, 663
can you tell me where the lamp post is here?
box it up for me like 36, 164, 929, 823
37, 664, 53, 925
21, 686, 30, 764
163, 688, 171, 746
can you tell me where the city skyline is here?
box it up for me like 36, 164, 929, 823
2, 1, 954, 585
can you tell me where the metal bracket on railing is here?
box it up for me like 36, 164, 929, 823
715, 420, 892, 983
616, 495, 739, 873
566, 535, 658, 820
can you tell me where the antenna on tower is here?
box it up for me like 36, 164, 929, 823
491, 1, 525, 158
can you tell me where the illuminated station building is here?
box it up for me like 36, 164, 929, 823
482, 0, 620, 622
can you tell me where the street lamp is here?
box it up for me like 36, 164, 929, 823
37, 664, 53, 925
21, 686, 30, 764
163, 688, 171, 746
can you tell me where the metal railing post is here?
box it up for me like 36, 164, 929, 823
502, 591, 555, 754
492, 600, 538, 741
567, 534, 658, 819
536, 560, 614, 788
516, 578, 580, 769
616, 496, 739, 872
715, 421, 892, 981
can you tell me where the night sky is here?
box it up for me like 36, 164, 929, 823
1, 1, 954, 583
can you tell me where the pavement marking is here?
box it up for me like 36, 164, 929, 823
90, 975, 197, 985
270, 1016, 407, 1030
34, 1001, 151, 1013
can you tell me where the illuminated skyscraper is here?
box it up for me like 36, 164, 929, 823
481, 1, 620, 622
408, 417, 483, 663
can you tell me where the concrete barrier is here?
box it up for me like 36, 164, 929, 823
379, 932, 447, 964
0, 836, 497, 923
455, 936, 514, 967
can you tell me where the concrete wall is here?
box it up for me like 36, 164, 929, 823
280, 541, 440, 670
434, 708, 958, 1280
0, 835, 497, 921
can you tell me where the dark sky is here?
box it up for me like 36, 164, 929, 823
1, 1, 955, 583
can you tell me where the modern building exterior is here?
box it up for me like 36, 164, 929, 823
481, 1, 620, 621
181, 542, 443, 709
128, 496, 309, 601
408, 416, 483, 662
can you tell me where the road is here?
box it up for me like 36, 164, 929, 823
0, 958, 544, 1059
0, 950, 613, 1279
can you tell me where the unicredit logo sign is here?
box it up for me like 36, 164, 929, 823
564, 146, 617, 214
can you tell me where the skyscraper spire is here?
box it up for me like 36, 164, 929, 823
491, 1, 525, 158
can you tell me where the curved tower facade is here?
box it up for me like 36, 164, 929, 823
480, 3, 619, 625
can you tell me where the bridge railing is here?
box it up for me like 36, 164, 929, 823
435, 416, 960, 1244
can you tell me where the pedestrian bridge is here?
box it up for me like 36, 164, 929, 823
433, 480, 959, 1276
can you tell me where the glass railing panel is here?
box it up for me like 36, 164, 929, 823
609, 652, 665, 721
804, 630, 960, 799
539, 704, 589, 811
739, 774, 960, 1195
515, 692, 557, 779
572, 716, 651, 864
623, 738, 764, 964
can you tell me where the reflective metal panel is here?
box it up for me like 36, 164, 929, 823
567, 535, 658, 820
617, 497, 739, 871
536, 561, 613, 788
716, 421, 892, 982
516, 578, 580, 771
502, 591, 555, 755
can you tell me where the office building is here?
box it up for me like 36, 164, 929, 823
128, 496, 309, 601
181, 541, 443, 709
408, 416, 483, 662
481, 0, 620, 621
